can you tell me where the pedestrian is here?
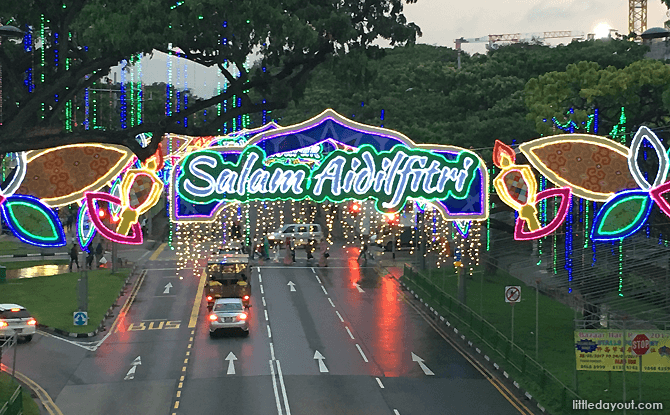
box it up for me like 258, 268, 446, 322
263, 235, 270, 260
358, 241, 369, 264
66, 213, 74, 233
291, 237, 296, 262
283, 237, 293, 265
231, 220, 242, 240
141, 217, 148, 237
69, 243, 80, 271
95, 241, 104, 267
318, 238, 329, 267
249, 234, 257, 260
305, 241, 314, 261
86, 250, 95, 269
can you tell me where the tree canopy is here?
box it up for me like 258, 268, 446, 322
274, 38, 648, 151
0, 0, 420, 159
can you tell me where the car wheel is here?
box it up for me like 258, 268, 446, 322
242, 330, 250, 337
23, 335, 33, 342
209, 330, 216, 338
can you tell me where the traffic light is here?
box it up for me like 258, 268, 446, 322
350, 201, 361, 216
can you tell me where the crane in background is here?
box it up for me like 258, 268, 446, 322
454, 31, 587, 69
629, 0, 648, 36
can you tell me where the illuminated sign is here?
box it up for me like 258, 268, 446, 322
171, 109, 489, 222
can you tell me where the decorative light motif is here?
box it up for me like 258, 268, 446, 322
84, 192, 143, 245
590, 190, 653, 241
116, 158, 164, 235
77, 202, 96, 252
627, 126, 669, 190
454, 220, 471, 239
514, 188, 572, 241
0, 195, 66, 248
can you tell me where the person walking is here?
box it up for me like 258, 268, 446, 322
263, 235, 270, 260
86, 250, 95, 269
249, 235, 257, 260
358, 241, 369, 264
69, 243, 80, 271
291, 237, 296, 262
95, 241, 104, 267
318, 238, 329, 267
283, 238, 293, 265
305, 241, 314, 262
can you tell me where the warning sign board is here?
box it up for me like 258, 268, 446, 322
505, 286, 521, 303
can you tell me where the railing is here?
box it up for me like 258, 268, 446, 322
0, 384, 22, 415
402, 265, 581, 414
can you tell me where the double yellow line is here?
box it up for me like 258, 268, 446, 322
0, 363, 63, 415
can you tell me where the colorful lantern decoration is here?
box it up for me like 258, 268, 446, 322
77, 202, 96, 252
0, 194, 67, 248
454, 220, 471, 239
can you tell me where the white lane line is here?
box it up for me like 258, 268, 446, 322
321, 285, 328, 295
138, 251, 152, 261
258, 272, 262, 283
315, 275, 322, 284
262, 297, 267, 307
276, 360, 292, 415
394, 410, 400, 415
267, 325, 272, 338
327, 298, 335, 307
257, 266, 261, 273
311, 267, 316, 274
37, 331, 96, 351
260, 284, 265, 294
269, 360, 284, 415
270, 342, 276, 360
335, 311, 344, 322
355, 344, 369, 362
375, 377, 384, 389
265, 310, 269, 321
345, 326, 355, 339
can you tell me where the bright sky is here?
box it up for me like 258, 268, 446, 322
403, 0, 669, 53
112, 1, 670, 98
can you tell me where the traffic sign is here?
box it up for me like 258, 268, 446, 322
505, 286, 521, 303
73, 311, 88, 326
632, 333, 650, 356
454, 248, 462, 262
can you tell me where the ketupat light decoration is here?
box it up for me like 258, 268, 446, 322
77, 202, 96, 252
514, 187, 572, 241
454, 220, 471, 239
84, 192, 143, 245
0, 194, 67, 248
116, 157, 164, 236
590, 190, 653, 241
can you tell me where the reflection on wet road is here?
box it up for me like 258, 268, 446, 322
5, 264, 70, 279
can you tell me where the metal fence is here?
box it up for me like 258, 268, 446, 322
0, 384, 22, 415
402, 265, 580, 414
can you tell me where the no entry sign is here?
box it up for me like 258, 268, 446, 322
632, 334, 650, 356
505, 286, 521, 303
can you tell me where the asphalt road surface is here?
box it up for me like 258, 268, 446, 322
6, 245, 531, 415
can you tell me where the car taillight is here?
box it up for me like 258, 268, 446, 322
27, 318, 36, 326
238, 313, 247, 320
0, 321, 7, 328
209, 314, 218, 321
243, 295, 249, 300
206, 296, 213, 301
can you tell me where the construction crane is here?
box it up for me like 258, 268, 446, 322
454, 31, 586, 69
629, 0, 648, 37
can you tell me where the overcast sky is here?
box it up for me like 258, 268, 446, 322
114, 1, 670, 98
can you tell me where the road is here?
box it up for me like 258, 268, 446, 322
5, 245, 530, 415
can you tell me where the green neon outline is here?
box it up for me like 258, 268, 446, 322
596, 195, 649, 236
176, 144, 480, 214
6, 200, 61, 242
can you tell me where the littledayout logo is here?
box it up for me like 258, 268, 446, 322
177, 144, 480, 213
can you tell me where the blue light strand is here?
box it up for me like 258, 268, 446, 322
565, 198, 573, 293
592, 201, 597, 266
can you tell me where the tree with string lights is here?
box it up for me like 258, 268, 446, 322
0, 0, 420, 160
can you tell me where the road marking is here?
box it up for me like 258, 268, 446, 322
287, 281, 296, 291
314, 275, 321, 284
163, 282, 173, 294
270, 342, 276, 360
267, 325, 272, 338
321, 285, 328, 295
0, 364, 64, 415
335, 311, 344, 322
260, 284, 265, 294
311, 267, 316, 274
375, 377, 384, 388
353, 282, 365, 293
411, 352, 434, 375
174, 401, 179, 409
226, 352, 237, 375
176, 391, 181, 398
394, 410, 400, 415
189, 269, 208, 328
262, 297, 267, 307
327, 298, 335, 307
345, 326, 354, 339
269, 360, 284, 415
313, 350, 329, 373
276, 360, 292, 415
257, 266, 261, 273
138, 251, 151, 262
37, 331, 96, 351
258, 272, 262, 283
355, 344, 368, 362
265, 310, 269, 321
149, 242, 167, 260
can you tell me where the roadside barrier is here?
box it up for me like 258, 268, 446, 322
402, 265, 581, 414
0, 384, 22, 415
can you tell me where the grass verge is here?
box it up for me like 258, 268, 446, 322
0, 268, 130, 333
403, 265, 669, 415
0, 372, 40, 415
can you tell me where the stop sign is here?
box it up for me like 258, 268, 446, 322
631, 334, 650, 356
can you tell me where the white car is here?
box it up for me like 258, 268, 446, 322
209, 298, 250, 337
0, 304, 37, 342
267, 223, 323, 246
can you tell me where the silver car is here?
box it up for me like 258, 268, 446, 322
0, 304, 37, 342
209, 298, 250, 337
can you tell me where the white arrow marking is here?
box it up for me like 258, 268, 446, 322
313, 350, 329, 373
354, 282, 365, 293
411, 352, 434, 375
163, 282, 173, 294
287, 281, 296, 292
225, 352, 237, 375
132, 356, 142, 366
124, 365, 136, 380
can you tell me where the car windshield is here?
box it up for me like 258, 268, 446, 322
0, 309, 30, 319
213, 303, 243, 312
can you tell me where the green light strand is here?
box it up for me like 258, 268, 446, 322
618, 240, 624, 297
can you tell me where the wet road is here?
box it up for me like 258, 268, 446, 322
6, 246, 530, 415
